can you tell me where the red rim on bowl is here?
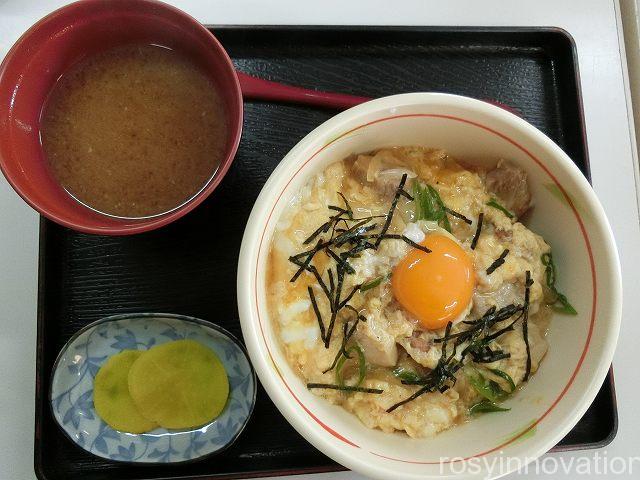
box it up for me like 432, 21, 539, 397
0, 0, 243, 235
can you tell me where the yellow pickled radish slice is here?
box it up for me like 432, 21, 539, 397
93, 350, 158, 434
127, 339, 229, 429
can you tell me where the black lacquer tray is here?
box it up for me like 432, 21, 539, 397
34, 26, 617, 480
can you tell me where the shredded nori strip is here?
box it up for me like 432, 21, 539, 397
340, 322, 355, 358
291, 181, 425, 280
308, 265, 331, 300
444, 207, 473, 225
435, 304, 521, 344
375, 173, 409, 248
481, 318, 519, 342
307, 383, 383, 394
308, 286, 326, 343
469, 347, 511, 363
322, 315, 363, 374
289, 244, 326, 262
325, 248, 355, 274
337, 192, 354, 219
386, 384, 432, 411
471, 212, 484, 250
486, 249, 510, 275
374, 234, 431, 253
304, 195, 367, 245
339, 241, 376, 259
522, 270, 533, 381
325, 311, 338, 346
303, 221, 331, 245
334, 220, 377, 247
323, 265, 345, 347
328, 205, 347, 213
386, 359, 462, 412
328, 268, 335, 294
399, 378, 430, 386
290, 240, 321, 282
338, 285, 361, 310
343, 304, 366, 321
400, 188, 414, 201
461, 307, 523, 364
289, 258, 330, 300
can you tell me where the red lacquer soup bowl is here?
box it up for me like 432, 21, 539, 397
0, 0, 243, 235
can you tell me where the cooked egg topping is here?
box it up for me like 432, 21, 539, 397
392, 234, 475, 330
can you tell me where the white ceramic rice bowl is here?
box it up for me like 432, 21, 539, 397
237, 93, 621, 480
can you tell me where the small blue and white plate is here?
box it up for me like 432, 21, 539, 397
50, 313, 256, 463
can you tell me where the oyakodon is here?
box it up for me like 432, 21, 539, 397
267, 147, 575, 438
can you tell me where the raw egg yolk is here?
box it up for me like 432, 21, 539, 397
392, 234, 475, 330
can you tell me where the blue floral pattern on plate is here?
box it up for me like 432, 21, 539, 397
50, 313, 256, 463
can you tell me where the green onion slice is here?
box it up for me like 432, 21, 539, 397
392, 366, 423, 383
336, 345, 366, 388
465, 367, 509, 403
488, 368, 516, 393
469, 400, 511, 415
541, 252, 577, 315
360, 272, 391, 292
486, 197, 514, 218
413, 182, 452, 232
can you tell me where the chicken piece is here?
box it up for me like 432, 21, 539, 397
397, 330, 441, 369
485, 160, 531, 218
472, 282, 521, 317
352, 151, 417, 197
356, 318, 398, 367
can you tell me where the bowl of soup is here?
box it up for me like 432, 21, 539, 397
0, 0, 242, 234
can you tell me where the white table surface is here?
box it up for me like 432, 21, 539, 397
1, 1, 639, 479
